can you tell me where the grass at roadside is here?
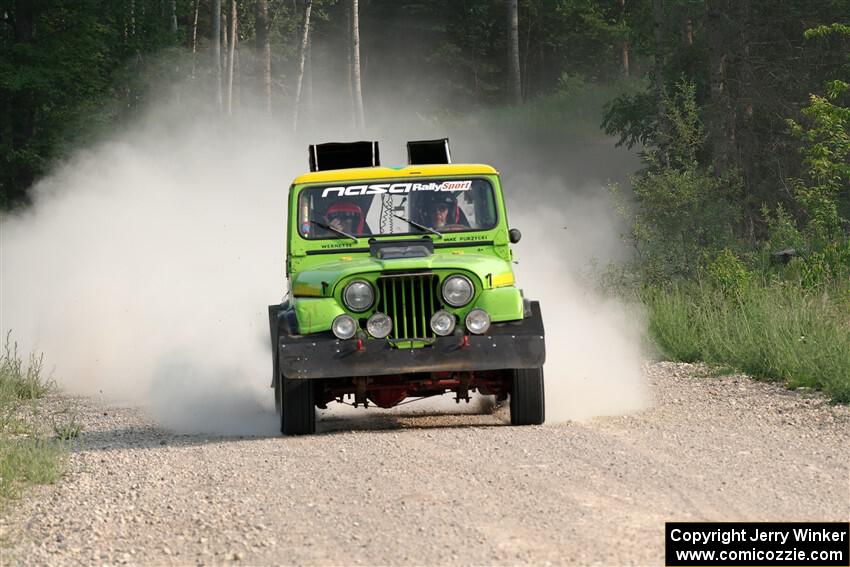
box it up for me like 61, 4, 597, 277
0, 332, 68, 507
643, 281, 850, 403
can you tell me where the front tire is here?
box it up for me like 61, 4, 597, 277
278, 375, 316, 435
274, 375, 281, 415
510, 367, 545, 425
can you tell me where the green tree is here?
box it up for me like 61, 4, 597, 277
0, 0, 187, 208
788, 85, 850, 245
616, 81, 741, 281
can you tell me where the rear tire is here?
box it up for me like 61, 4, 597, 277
279, 375, 316, 435
510, 367, 545, 425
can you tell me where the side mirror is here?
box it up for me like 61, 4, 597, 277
508, 228, 522, 244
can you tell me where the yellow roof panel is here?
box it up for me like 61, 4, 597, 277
292, 163, 499, 185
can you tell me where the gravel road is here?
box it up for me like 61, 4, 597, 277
2, 362, 849, 566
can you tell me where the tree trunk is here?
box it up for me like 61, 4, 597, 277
293, 0, 313, 131
734, 0, 755, 236
13, 0, 33, 43
305, 40, 313, 124
191, 0, 200, 78
521, 3, 532, 96
212, 0, 222, 109
170, 0, 178, 33
226, 0, 238, 115
351, 0, 365, 129
346, 1, 354, 127
653, 0, 665, 131
222, 6, 228, 64
235, 47, 241, 112
255, 0, 272, 112
507, 0, 521, 104
706, 0, 735, 172
621, 0, 630, 77
130, 0, 136, 36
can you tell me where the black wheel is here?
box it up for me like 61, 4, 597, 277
279, 375, 316, 435
269, 303, 285, 416
510, 367, 545, 425
274, 375, 281, 415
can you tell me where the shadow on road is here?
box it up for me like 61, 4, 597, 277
317, 408, 507, 434
71, 399, 509, 453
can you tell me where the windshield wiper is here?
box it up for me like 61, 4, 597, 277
309, 219, 358, 242
392, 214, 443, 239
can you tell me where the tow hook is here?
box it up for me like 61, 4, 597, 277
354, 377, 368, 408
455, 372, 471, 403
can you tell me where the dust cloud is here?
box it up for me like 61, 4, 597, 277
508, 191, 648, 421
1, 107, 291, 435
1, 84, 646, 435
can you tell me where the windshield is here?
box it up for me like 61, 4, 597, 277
297, 178, 498, 240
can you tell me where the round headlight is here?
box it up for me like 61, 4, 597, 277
465, 308, 491, 335
332, 314, 357, 340
343, 280, 374, 312
442, 275, 474, 307
430, 310, 456, 336
367, 312, 393, 339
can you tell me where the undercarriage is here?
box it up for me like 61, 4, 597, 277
316, 370, 511, 409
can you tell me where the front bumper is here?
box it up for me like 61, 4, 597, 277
278, 301, 545, 380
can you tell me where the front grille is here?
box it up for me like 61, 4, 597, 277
377, 273, 440, 340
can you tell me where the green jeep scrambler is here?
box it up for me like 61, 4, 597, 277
268, 140, 545, 435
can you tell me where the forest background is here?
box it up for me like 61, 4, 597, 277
1, 0, 849, 404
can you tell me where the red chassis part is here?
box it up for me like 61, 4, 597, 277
315, 370, 510, 409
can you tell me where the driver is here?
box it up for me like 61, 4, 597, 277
429, 193, 466, 230
325, 201, 365, 235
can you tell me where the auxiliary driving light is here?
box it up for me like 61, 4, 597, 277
367, 312, 393, 338
343, 280, 374, 312
465, 308, 491, 335
442, 275, 474, 307
332, 314, 358, 340
430, 310, 456, 336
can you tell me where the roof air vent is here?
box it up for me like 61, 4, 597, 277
308, 141, 380, 172
407, 138, 451, 165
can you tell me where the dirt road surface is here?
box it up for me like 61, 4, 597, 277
2, 362, 848, 566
